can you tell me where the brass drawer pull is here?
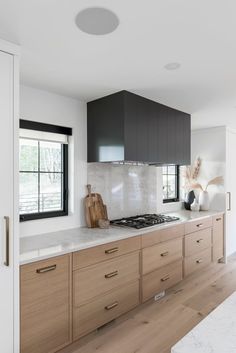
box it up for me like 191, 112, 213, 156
161, 251, 169, 257
105, 247, 119, 254
196, 238, 203, 243
4, 216, 10, 267
196, 223, 203, 227
196, 259, 203, 264
216, 218, 222, 221
36, 264, 57, 273
105, 270, 118, 279
105, 301, 118, 310
161, 275, 170, 282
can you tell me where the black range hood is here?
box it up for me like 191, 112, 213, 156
87, 90, 191, 165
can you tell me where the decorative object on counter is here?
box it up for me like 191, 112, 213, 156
182, 157, 201, 210
84, 184, 109, 228
190, 198, 200, 212
190, 176, 224, 211
98, 219, 110, 229
184, 190, 195, 210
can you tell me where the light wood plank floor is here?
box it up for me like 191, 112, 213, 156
60, 255, 236, 353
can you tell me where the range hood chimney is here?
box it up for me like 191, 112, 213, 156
87, 90, 191, 165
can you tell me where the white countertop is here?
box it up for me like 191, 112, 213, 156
20, 210, 223, 265
171, 291, 236, 353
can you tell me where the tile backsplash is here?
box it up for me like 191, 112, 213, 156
88, 163, 182, 220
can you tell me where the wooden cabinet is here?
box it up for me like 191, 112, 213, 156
87, 90, 191, 165
20, 255, 72, 353
73, 280, 140, 340
142, 260, 182, 302
73, 252, 140, 306
184, 217, 213, 277
73, 236, 141, 270
184, 248, 212, 277
142, 238, 183, 275
141, 226, 183, 302
73, 240, 141, 340
212, 214, 224, 261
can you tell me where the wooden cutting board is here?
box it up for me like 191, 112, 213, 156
84, 185, 108, 228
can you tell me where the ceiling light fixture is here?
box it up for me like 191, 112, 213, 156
75, 7, 119, 35
164, 62, 181, 70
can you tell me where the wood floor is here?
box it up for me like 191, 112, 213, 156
60, 254, 236, 353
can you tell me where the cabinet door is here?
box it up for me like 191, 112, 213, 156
20, 255, 72, 353
0, 50, 14, 353
212, 215, 224, 261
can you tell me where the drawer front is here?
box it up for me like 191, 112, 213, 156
142, 224, 185, 248
73, 280, 140, 340
184, 247, 212, 277
21, 255, 72, 353
212, 214, 224, 261
73, 251, 140, 306
142, 238, 183, 275
185, 228, 212, 257
185, 217, 212, 234
73, 236, 141, 270
142, 260, 183, 302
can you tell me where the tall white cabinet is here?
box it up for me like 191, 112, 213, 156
0, 40, 19, 352
192, 126, 236, 260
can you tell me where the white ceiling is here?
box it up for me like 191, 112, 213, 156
1, 0, 236, 129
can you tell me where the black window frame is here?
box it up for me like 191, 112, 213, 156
19, 120, 71, 222
162, 165, 179, 203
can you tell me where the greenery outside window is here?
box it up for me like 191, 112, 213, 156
19, 120, 71, 221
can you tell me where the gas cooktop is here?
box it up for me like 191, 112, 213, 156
110, 213, 180, 229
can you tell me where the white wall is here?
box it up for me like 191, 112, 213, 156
20, 85, 87, 237
191, 127, 226, 211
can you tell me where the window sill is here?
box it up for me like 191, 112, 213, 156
20, 210, 68, 222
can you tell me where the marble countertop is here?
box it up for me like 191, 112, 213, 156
20, 210, 223, 265
172, 291, 236, 353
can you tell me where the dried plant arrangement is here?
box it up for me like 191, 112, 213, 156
182, 157, 201, 191
189, 176, 224, 192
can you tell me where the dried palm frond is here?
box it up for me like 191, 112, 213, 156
189, 182, 203, 191
206, 176, 224, 190
191, 157, 201, 180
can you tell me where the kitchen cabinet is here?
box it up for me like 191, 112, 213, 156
87, 90, 191, 165
20, 255, 72, 353
141, 225, 184, 302
184, 218, 213, 277
72, 237, 141, 340
0, 40, 19, 353
212, 215, 224, 261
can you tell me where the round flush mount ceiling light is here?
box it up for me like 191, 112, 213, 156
75, 7, 119, 35
164, 62, 181, 70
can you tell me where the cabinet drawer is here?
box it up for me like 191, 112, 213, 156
73, 280, 140, 340
142, 238, 182, 275
73, 251, 140, 306
185, 217, 212, 234
184, 247, 212, 277
141, 224, 185, 248
73, 236, 141, 270
185, 228, 212, 257
20, 255, 72, 353
142, 260, 182, 302
212, 214, 224, 261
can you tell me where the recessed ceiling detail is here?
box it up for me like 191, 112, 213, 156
164, 62, 181, 70
75, 7, 119, 35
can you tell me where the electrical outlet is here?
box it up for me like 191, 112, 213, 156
154, 291, 165, 301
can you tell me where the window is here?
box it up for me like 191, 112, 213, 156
162, 165, 179, 203
19, 120, 71, 221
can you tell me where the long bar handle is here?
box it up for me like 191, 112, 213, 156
227, 192, 231, 211
4, 216, 10, 267
105, 247, 119, 254
36, 265, 57, 273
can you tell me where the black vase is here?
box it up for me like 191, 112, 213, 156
184, 190, 195, 210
